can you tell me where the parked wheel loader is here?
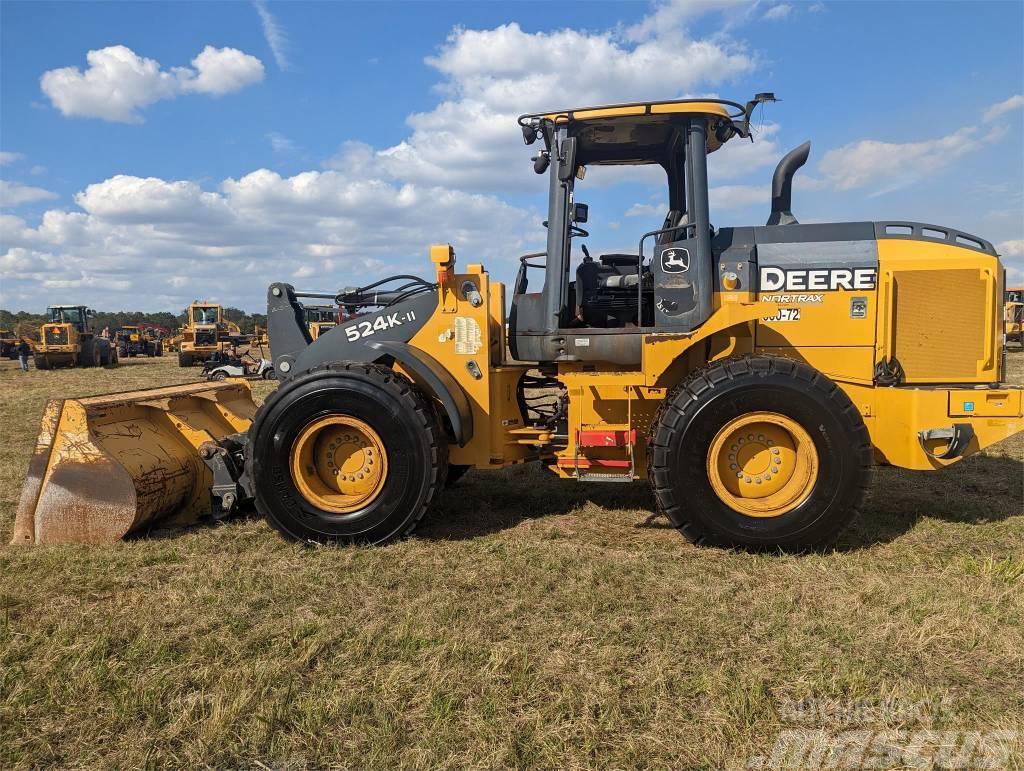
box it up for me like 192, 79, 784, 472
13, 95, 1023, 548
116, 325, 163, 358
31, 305, 117, 370
0, 328, 19, 359
303, 303, 340, 341
178, 302, 228, 367
1006, 287, 1023, 350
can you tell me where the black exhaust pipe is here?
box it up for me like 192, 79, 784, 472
767, 141, 810, 226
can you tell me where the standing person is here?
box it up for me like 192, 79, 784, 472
17, 340, 31, 371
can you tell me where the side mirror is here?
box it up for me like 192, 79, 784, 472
573, 203, 589, 223
521, 124, 537, 145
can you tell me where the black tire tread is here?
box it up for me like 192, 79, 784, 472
647, 354, 872, 548
248, 361, 447, 544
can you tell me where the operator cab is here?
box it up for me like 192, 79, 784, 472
510, 96, 774, 364
192, 305, 220, 326
47, 305, 89, 333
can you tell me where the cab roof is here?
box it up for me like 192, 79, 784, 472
518, 95, 771, 167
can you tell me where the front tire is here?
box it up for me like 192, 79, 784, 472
647, 355, 871, 550
248, 362, 447, 545
178, 352, 192, 367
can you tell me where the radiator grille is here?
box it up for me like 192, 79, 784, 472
194, 329, 217, 346
893, 269, 987, 381
44, 327, 68, 346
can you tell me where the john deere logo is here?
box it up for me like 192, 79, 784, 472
661, 248, 690, 274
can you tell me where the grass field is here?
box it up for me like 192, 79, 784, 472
1, 353, 1022, 769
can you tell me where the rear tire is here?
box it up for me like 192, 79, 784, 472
178, 352, 192, 367
647, 355, 871, 550
248, 362, 447, 545
34, 354, 49, 370
212, 371, 227, 381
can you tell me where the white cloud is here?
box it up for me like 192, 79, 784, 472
1, 169, 537, 311
330, 21, 756, 193
709, 184, 768, 210
0, 151, 24, 166
983, 94, 1024, 123
253, 0, 290, 71
762, 4, 793, 21
818, 126, 987, 193
40, 44, 263, 123
181, 46, 264, 96
997, 239, 1023, 257
625, 0, 751, 42
30, 165, 47, 176
625, 203, 663, 218
0, 181, 59, 208
5, 5, 787, 311
268, 132, 297, 153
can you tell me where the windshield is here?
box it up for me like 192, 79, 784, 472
48, 307, 84, 324
192, 306, 219, 324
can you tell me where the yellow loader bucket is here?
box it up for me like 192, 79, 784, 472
11, 381, 256, 545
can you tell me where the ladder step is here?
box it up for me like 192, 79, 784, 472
576, 472, 635, 483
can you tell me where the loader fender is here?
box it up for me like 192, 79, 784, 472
366, 340, 473, 447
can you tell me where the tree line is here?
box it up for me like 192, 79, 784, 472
0, 308, 269, 336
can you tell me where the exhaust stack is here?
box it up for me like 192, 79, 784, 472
767, 141, 811, 226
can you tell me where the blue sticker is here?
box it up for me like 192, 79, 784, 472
963, 401, 974, 412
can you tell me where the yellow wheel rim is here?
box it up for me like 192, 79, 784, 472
290, 415, 388, 514
707, 411, 818, 518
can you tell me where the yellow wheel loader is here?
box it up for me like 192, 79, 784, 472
303, 303, 340, 341
13, 95, 1023, 548
116, 325, 163, 358
32, 305, 117, 370
178, 302, 227, 367
1006, 288, 1023, 350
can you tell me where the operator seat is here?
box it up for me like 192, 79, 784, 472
657, 209, 683, 245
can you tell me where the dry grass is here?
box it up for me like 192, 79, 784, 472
1, 354, 1022, 769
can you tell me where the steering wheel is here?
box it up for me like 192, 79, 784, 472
570, 225, 589, 238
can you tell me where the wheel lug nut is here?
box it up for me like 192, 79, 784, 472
755, 477, 762, 484
757, 434, 765, 442
744, 476, 752, 483
772, 448, 780, 455
771, 466, 778, 474
730, 463, 737, 470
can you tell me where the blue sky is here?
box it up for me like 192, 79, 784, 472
1, 0, 1021, 312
